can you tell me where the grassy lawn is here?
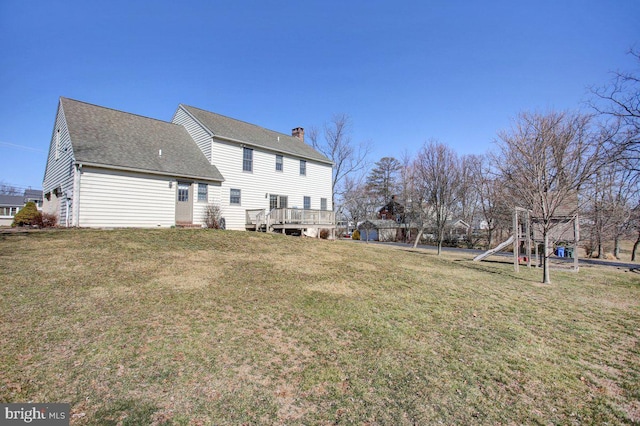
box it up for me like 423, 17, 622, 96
1, 229, 639, 425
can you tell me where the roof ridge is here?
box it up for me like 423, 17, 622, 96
61, 97, 179, 126
180, 104, 298, 139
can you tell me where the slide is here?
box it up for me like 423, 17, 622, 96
473, 235, 515, 262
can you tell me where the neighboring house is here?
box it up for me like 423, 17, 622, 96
0, 194, 24, 227
0, 190, 44, 227
23, 189, 43, 208
357, 219, 405, 242
352, 198, 414, 242
445, 219, 471, 240
42, 97, 334, 230
377, 195, 405, 222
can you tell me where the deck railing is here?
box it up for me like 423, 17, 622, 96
246, 208, 335, 229
246, 209, 266, 229
269, 208, 334, 226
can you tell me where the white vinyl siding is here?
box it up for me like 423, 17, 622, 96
78, 168, 222, 228
55, 129, 60, 160
210, 137, 333, 230
193, 181, 222, 226
172, 107, 212, 162
78, 168, 176, 227
42, 102, 75, 226
172, 109, 333, 231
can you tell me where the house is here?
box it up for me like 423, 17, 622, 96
23, 189, 43, 208
357, 219, 407, 242
0, 194, 24, 226
42, 98, 334, 230
445, 219, 471, 240
172, 104, 334, 233
377, 195, 405, 222
0, 189, 45, 227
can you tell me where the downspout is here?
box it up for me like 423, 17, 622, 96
73, 163, 82, 226
74, 163, 82, 226
65, 198, 70, 227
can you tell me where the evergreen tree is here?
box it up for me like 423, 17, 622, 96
366, 157, 401, 204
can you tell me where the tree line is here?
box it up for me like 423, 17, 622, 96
311, 49, 639, 284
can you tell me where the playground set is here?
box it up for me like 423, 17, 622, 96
473, 206, 579, 272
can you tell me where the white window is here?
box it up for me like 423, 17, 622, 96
230, 188, 241, 205
321, 198, 327, 211
1, 207, 18, 216
243, 147, 253, 172
303, 196, 311, 209
276, 154, 283, 171
197, 183, 208, 202
300, 160, 306, 176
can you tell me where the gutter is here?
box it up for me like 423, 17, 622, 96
213, 133, 335, 166
74, 161, 225, 183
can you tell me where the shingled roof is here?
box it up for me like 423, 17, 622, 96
0, 194, 25, 207
60, 98, 224, 182
179, 105, 332, 165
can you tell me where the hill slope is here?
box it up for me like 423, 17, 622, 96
1, 229, 639, 424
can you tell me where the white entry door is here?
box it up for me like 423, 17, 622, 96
176, 182, 193, 224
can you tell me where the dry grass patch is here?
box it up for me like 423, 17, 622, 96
1, 228, 639, 424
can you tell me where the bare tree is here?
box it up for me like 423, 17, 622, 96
0, 181, 21, 195
340, 174, 378, 236
590, 48, 640, 171
457, 155, 482, 247
584, 162, 640, 258
396, 151, 422, 243
494, 111, 604, 284
630, 204, 640, 261
412, 141, 462, 254
466, 155, 513, 247
308, 113, 372, 211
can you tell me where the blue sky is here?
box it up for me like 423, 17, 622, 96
1, 0, 638, 190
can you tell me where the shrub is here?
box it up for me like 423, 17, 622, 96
319, 229, 330, 239
12, 202, 39, 227
352, 229, 360, 240
204, 203, 224, 229
34, 212, 57, 228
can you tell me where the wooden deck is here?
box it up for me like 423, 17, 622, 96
246, 208, 335, 234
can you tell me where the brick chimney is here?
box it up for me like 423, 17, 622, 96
292, 127, 304, 142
